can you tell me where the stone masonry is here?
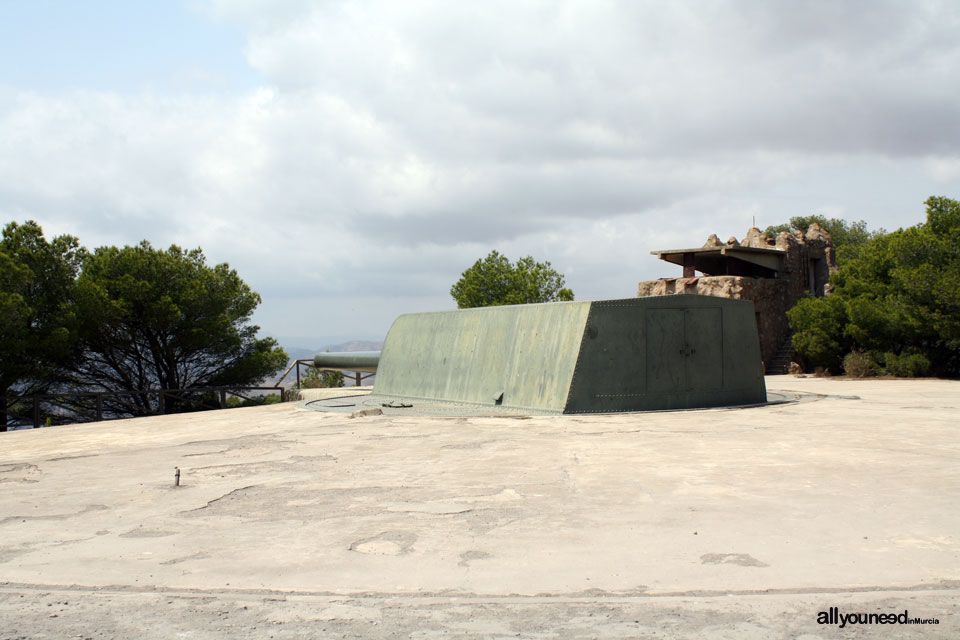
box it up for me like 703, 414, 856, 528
638, 224, 838, 371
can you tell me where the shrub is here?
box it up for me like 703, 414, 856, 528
788, 295, 849, 372
300, 367, 344, 389
788, 197, 960, 378
224, 393, 284, 408
842, 350, 876, 378
881, 352, 932, 378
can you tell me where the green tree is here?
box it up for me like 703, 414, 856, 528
764, 215, 884, 264
72, 242, 288, 415
0, 221, 84, 430
788, 197, 960, 377
450, 251, 574, 308
786, 294, 850, 372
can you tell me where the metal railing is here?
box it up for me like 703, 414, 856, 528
276, 359, 374, 390
0, 386, 285, 431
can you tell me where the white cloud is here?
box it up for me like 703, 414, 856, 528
1, 0, 958, 338
926, 156, 960, 183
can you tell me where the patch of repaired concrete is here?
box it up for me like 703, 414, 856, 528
460, 507, 526, 534
0, 504, 107, 526
188, 455, 336, 479
0, 536, 96, 563
180, 435, 297, 459
0, 462, 41, 484
0, 541, 40, 563
700, 553, 769, 567
160, 551, 211, 565
440, 441, 496, 450
458, 550, 491, 567
119, 527, 176, 538
349, 530, 417, 555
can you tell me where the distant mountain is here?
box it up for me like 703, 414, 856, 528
282, 340, 383, 363
283, 346, 322, 363
271, 334, 383, 349
322, 340, 383, 353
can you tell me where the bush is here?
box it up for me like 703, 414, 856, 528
300, 367, 344, 389
880, 352, 932, 378
842, 350, 876, 378
224, 393, 284, 408
788, 295, 849, 372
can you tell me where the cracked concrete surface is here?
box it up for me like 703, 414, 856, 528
0, 376, 958, 638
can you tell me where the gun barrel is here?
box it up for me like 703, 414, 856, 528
312, 351, 380, 373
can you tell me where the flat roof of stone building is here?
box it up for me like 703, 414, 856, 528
653, 245, 786, 276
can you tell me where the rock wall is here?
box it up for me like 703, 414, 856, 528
769, 224, 837, 299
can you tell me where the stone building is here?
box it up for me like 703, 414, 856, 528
637, 224, 837, 373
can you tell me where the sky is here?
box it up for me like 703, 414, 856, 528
2, 0, 958, 347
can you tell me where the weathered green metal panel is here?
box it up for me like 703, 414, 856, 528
563, 296, 766, 412
645, 308, 683, 394
684, 307, 723, 391
719, 300, 769, 404
561, 300, 651, 412
374, 302, 591, 412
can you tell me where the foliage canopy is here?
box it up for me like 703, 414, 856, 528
299, 366, 345, 389
1, 223, 288, 423
0, 221, 84, 409
71, 242, 288, 414
450, 251, 574, 308
764, 214, 884, 264
0, 221, 84, 431
788, 197, 960, 377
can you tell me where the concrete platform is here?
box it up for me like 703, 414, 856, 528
1, 376, 957, 638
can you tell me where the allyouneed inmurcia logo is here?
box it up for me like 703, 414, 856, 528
818, 607, 939, 628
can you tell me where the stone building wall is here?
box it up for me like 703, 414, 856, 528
637, 224, 838, 370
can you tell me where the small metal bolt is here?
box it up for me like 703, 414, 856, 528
174, 467, 181, 487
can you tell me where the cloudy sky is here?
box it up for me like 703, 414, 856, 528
2, 1, 958, 346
